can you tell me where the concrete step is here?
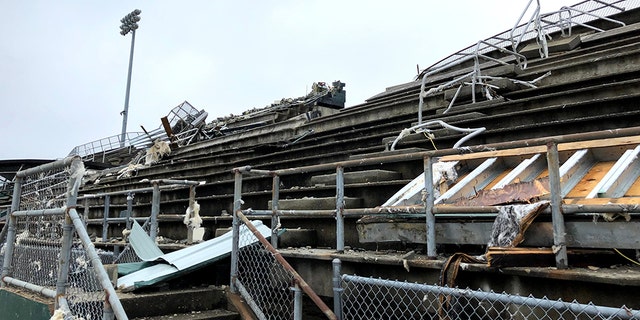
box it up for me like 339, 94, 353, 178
269, 197, 362, 210
120, 286, 230, 319
310, 169, 401, 186
131, 309, 239, 320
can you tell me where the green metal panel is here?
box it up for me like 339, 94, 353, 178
0, 289, 52, 320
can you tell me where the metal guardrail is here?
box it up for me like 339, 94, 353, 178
69, 101, 207, 163
232, 126, 640, 269
0, 156, 128, 320
411, 0, 635, 127
422, 0, 636, 76
79, 179, 204, 249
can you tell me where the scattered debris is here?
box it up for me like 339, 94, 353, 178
487, 201, 549, 248
144, 139, 171, 165
183, 201, 202, 229
49, 309, 65, 320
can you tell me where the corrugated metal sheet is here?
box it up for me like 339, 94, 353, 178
129, 220, 164, 261
117, 220, 271, 291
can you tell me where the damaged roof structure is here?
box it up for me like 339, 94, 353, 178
3, 0, 640, 319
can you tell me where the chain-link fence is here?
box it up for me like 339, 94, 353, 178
236, 239, 296, 319
340, 274, 639, 320
231, 212, 336, 320
231, 225, 639, 320
1, 156, 128, 319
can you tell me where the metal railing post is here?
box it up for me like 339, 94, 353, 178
332, 258, 343, 320
335, 166, 345, 252
103, 301, 115, 320
56, 213, 74, 309
150, 182, 160, 240
1, 176, 22, 285
546, 141, 568, 269
230, 169, 243, 293
424, 156, 437, 258
293, 283, 303, 320
126, 192, 134, 230
271, 174, 280, 248
57, 156, 83, 309
102, 195, 110, 243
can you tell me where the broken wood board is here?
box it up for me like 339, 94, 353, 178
440, 136, 640, 162
451, 178, 549, 206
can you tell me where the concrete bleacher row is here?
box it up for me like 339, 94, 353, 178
80, 13, 640, 243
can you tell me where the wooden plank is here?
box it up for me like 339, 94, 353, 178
565, 161, 615, 198
604, 145, 640, 197
491, 154, 546, 189
564, 197, 640, 205
484, 169, 511, 190
440, 136, 640, 162
559, 149, 596, 197
586, 150, 634, 198
626, 177, 640, 197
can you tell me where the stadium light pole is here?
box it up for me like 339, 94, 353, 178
119, 9, 141, 147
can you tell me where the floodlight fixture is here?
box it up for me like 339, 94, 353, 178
118, 9, 141, 147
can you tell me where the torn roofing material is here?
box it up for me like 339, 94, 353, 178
129, 220, 164, 261
117, 220, 271, 291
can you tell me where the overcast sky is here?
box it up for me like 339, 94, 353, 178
0, 0, 577, 160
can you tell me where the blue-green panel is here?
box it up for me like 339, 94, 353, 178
0, 289, 52, 320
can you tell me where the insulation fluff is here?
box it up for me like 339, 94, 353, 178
49, 309, 65, 320
488, 201, 549, 248
145, 139, 171, 165
67, 158, 86, 196
122, 228, 131, 240
117, 163, 146, 179
184, 201, 202, 228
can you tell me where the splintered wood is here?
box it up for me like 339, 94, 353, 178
450, 178, 550, 206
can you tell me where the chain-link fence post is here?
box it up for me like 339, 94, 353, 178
332, 258, 343, 320
424, 155, 437, 258
546, 141, 568, 269
230, 168, 243, 294
56, 157, 83, 310
1, 175, 22, 285
293, 283, 303, 320
56, 213, 74, 310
